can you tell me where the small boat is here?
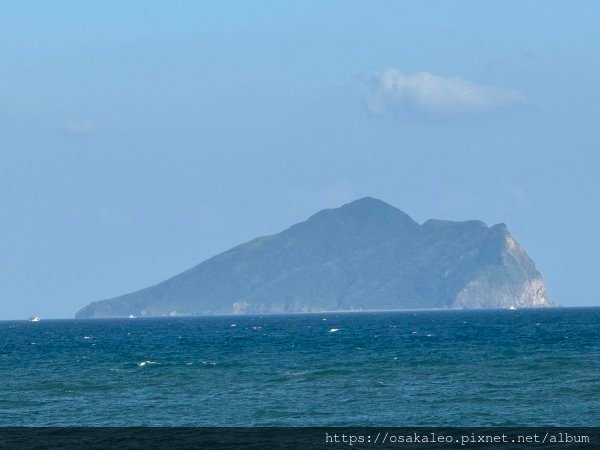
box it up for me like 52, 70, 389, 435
128, 314, 137, 319
29, 316, 41, 322
508, 306, 517, 310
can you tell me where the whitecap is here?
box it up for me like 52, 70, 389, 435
83, 336, 92, 340
328, 328, 340, 333
137, 360, 159, 367
230, 324, 237, 327
284, 370, 308, 376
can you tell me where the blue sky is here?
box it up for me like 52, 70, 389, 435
1, 1, 599, 318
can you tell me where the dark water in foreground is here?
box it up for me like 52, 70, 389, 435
1, 309, 599, 426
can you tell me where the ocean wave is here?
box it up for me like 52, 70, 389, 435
137, 360, 159, 367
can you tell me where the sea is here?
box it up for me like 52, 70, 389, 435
1, 308, 599, 427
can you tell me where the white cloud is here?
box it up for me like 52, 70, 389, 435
366, 69, 524, 114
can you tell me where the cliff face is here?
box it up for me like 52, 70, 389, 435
76, 197, 554, 318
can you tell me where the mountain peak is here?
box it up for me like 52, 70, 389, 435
284, 197, 419, 252
307, 196, 416, 226
342, 196, 393, 208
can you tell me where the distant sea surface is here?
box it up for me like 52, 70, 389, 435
1, 308, 599, 426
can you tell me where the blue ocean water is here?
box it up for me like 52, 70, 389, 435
1, 309, 599, 426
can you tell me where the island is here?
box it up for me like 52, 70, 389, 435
76, 197, 554, 318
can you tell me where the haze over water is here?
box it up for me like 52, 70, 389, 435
1, 308, 598, 426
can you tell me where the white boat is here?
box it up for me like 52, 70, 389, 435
29, 316, 41, 322
508, 306, 517, 310
128, 314, 137, 319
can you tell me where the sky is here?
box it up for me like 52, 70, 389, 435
1, 1, 599, 319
